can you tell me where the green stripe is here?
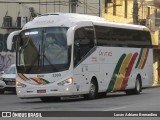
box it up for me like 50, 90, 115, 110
135, 48, 143, 68
107, 54, 126, 91
22, 74, 29, 80
41, 78, 50, 84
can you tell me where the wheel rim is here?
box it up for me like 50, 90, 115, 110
90, 82, 96, 96
136, 79, 140, 92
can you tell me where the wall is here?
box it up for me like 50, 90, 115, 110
0, 52, 15, 72
0, 33, 16, 71
0, 0, 100, 34
102, 0, 134, 24
154, 0, 160, 8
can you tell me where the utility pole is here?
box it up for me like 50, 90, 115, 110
71, 0, 78, 13
46, 0, 47, 13
69, 0, 70, 13
133, 0, 139, 24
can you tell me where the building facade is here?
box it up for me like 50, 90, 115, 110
102, 0, 160, 86
0, 0, 100, 33
0, 0, 100, 72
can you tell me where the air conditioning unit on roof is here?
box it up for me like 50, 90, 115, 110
3, 16, 12, 27
17, 16, 28, 28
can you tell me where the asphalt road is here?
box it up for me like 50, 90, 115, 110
0, 87, 160, 120
0, 87, 160, 111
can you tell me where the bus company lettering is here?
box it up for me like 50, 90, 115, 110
34, 20, 54, 25
37, 75, 44, 78
92, 57, 98, 62
99, 49, 112, 57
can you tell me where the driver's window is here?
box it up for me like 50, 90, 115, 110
74, 26, 95, 66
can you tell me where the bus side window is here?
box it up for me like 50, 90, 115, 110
74, 27, 95, 66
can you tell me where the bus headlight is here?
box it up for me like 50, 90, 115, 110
16, 81, 27, 87
57, 77, 73, 86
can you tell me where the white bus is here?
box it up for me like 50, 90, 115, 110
7, 13, 153, 101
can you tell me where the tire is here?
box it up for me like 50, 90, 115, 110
40, 97, 60, 102
84, 79, 98, 100
0, 90, 4, 94
126, 76, 142, 95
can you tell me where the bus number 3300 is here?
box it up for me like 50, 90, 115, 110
53, 73, 61, 77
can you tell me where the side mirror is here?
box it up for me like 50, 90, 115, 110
67, 27, 74, 46
7, 30, 20, 50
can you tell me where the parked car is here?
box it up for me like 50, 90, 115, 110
0, 64, 16, 94
0, 80, 6, 94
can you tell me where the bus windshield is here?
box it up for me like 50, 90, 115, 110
17, 27, 70, 74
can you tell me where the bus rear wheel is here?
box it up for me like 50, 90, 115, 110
84, 79, 98, 100
125, 76, 142, 95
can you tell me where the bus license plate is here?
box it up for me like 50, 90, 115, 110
37, 90, 46, 93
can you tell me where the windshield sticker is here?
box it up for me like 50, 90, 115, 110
25, 31, 38, 36
18, 73, 50, 85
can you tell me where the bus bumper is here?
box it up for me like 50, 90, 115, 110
16, 85, 76, 98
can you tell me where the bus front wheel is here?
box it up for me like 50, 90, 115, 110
84, 79, 98, 100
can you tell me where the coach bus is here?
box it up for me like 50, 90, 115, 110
7, 13, 153, 101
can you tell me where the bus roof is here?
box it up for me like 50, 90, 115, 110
23, 13, 148, 31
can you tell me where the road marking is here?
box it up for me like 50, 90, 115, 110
103, 106, 127, 111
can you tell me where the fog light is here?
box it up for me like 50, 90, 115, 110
17, 90, 21, 94
66, 88, 69, 91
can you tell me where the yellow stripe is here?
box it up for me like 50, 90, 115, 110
39, 78, 46, 84
37, 78, 47, 84
138, 48, 147, 69
35, 78, 42, 84
39, 78, 48, 84
113, 53, 132, 90
32, 78, 47, 85
18, 73, 27, 81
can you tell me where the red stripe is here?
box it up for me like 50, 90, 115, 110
30, 78, 41, 84
141, 49, 149, 69
120, 52, 138, 90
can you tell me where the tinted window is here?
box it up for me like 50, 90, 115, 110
95, 26, 152, 48
17, 27, 70, 74
74, 26, 95, 66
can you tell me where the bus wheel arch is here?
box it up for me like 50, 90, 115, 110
84, 76, 98, 100
125, 74, 142, 95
